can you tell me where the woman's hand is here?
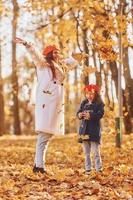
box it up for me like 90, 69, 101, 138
14, 37, 26, 44
14, 37, 31, 48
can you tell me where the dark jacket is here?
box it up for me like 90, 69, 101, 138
77, 99, 104, 143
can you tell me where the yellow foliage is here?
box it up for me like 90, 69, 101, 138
72, 52, 89, 62
82, 66, 97, 76
124, 112, 128, 116
94, 1, 105, 12
116, 15, 127, 33
58, 19, 75, 33
0, 2, 3, 14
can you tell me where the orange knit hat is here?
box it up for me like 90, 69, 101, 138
42, 45, 59, 56
84, 84, 99, 93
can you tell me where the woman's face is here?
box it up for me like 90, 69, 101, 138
53, 50, 60, 61
85, 91, 95, 102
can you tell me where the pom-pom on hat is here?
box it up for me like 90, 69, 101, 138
43, 45, 59, 56
84, 84, 99, 93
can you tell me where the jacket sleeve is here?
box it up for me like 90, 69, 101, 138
26, 43, 47, 68
76, 100, 85, 120
89, 103, 104, 120
62, 57, 78, 72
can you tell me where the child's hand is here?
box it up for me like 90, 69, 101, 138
82, 111, 90, 120
78, 112, 83, 119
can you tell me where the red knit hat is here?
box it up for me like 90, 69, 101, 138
43, 45, 59, 56
84, 84, 99, 93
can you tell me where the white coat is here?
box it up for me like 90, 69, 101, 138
35, 66, 64, 135
27, 44, 76, 135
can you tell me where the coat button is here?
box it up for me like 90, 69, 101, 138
54, 81, 56, 84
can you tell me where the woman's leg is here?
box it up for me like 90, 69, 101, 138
34, 132, 53, 170
82, 141, 91, 171
91, 142, 102, 171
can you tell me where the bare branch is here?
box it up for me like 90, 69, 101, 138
71, 9, 83, 52
36, 7, 73, 30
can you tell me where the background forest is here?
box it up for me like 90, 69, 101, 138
0, 1, 133, 200
0, 0, 133, 137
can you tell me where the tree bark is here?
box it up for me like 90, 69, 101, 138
82, 28, 89, 85
92, 50, 102, 87
109, 61, 118, 96
64, 74, 70, 133
0, 42, 5, 136
11, 0, 21, 135
121, 0, 133, 133
122, 47, 133, 133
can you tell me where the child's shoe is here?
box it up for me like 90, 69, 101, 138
96, 167, 103, 172
33, 165, 46, 174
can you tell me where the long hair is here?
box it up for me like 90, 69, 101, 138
93, 92, 104, 105
45, 51, 56, 79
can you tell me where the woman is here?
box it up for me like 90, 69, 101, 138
14, 37, 77, 174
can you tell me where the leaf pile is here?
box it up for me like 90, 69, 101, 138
0, 132, 133, 200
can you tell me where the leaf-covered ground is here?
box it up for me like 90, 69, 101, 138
0, 132, 133, 200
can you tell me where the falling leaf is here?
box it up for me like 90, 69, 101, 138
72, 53, 89, 62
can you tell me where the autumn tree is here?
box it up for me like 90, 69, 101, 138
0, 1, 6, 136
11, 0, 21, 135
0, 41, 5, 136
1, 0, 132, 135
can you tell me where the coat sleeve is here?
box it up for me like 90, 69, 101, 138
26, 43, 47, 68
89, 103, 104, 120
76, 100, 85, 120
62, 57, 78, 72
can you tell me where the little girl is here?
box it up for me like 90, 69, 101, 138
77, 84, 104, 174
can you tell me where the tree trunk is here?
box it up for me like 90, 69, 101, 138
73, 67, 78, 133
0, 43, 5, 136
103, 65, 110, 107
122, 89, 132, 133
11, 0, 21, 135
92, 50, 102, 87
121, 0, 133, 133
132, 0, 133, 35
110, 80, 115, 110
82, 28, 89, 85
122, 47, 133, 133
109, 61, 118, 95
64, 74, 70, 134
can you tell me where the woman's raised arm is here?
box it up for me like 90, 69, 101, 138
14, 37, 47, 68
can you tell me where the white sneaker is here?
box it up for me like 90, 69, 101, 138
85, 170, 91, 175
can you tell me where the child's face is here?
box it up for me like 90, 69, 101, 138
85, 91, 95, 102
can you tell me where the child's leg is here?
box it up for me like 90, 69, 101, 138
91, 142, 102, 171
82, 141, 91, 171
34, 132, 53, 169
